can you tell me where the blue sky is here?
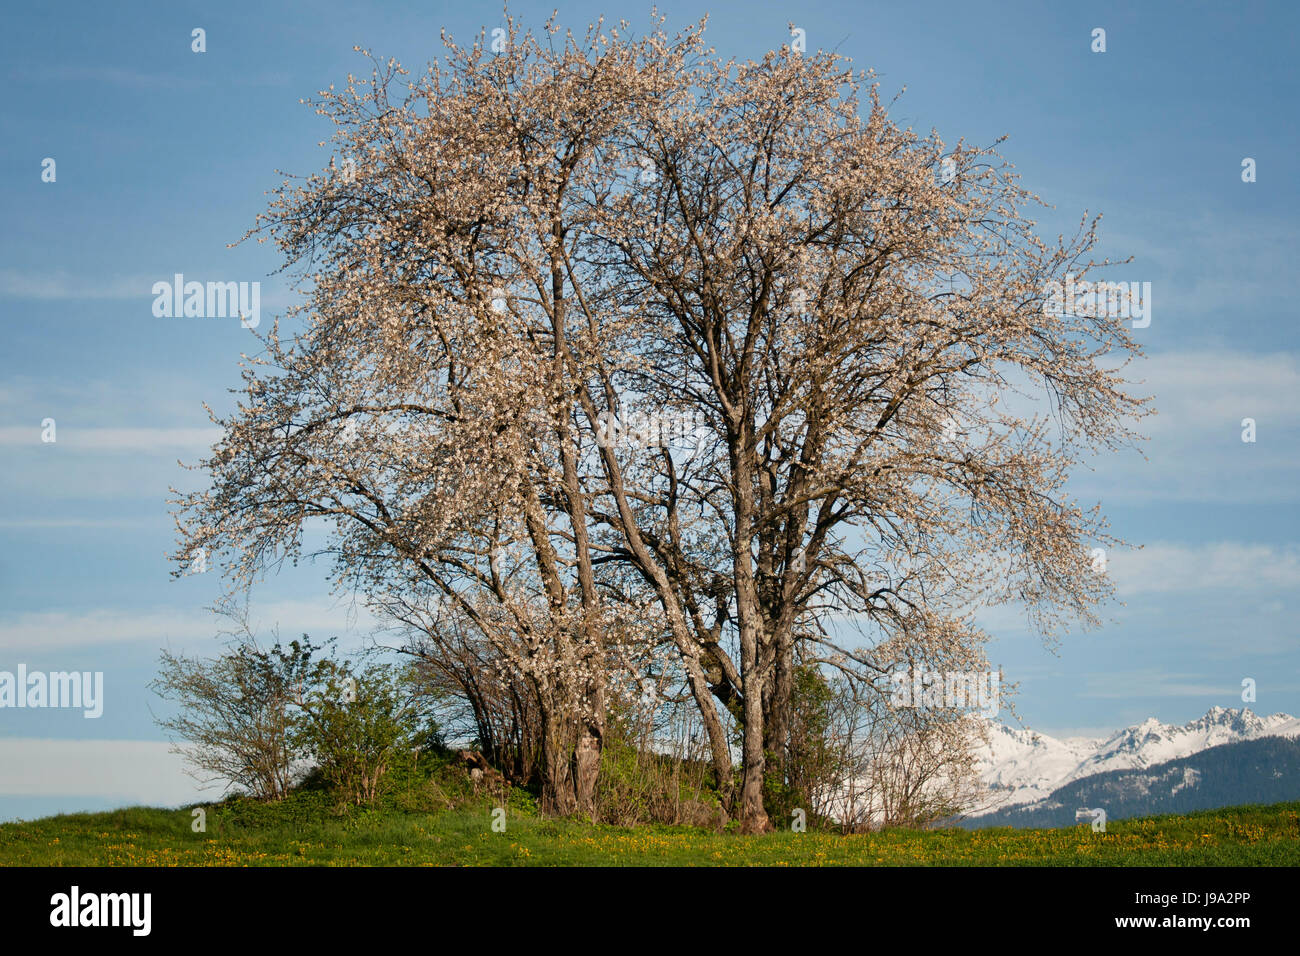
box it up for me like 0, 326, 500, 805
1, 0, 1297, 821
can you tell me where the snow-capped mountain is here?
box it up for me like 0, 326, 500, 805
973, 706, 1299, 816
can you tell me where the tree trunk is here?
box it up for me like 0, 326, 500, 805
572, 652, 604, 820
684, 650, 735, 815
733, 528, 772, 831
539, 706, 578, 816
762, 625, 794, 810
729, 413, 773, 834
573, 727, 601, 817
737, 633, 770, 833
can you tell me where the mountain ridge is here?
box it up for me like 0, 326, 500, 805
974, 705, 1299, 816
964, 734, 1300, 829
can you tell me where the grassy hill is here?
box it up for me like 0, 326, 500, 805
2, 793, 1297, 866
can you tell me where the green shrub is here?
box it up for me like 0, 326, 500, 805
296, 662, 435, 806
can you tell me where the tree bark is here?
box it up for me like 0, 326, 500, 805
732, 445, 773, 834
762, 626, 794, 807
573, 727, 601, 817
539, 707, 578, 816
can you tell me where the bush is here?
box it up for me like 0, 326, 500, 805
296, 661, 435, 806
149, 638, 323, 800
764, 665, 840, 827
594, 705, 722, 828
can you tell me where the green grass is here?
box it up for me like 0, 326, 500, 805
2, 794, 1298, 866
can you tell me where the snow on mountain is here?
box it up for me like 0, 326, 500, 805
977, 725, 1100, 812
972, 706, 1298, 816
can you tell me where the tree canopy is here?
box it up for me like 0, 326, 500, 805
173, 13, 1150, 831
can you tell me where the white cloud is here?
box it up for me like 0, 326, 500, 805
0, 599, 378, 651
0, 374, 225, 426
0, 271, 151, 301
22, 65, 290, 91
1068, 210, 1294, 322
1067, 349, 1300, 503
1035, 725, 1119, 741
1075, 670, 1269, 701
1106, 541, 1300, 596
0, 738, 209, 805
928, 348, 1299, 504
0, 426, 222, 452
1134, 350, 1300, 434
0, 517, 160, 529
